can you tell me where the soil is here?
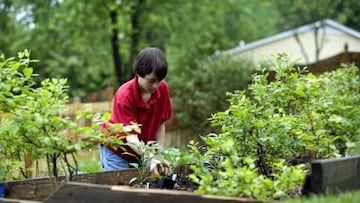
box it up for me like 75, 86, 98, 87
144, 164, 198, 191
172, 164, 198, 192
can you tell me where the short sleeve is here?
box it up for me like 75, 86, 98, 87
161, 82, 173, 122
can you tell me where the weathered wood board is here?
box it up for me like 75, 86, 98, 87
0, 198, 41, 203
3, 169, 138, 201
4, 154, 360, 202
44, 182, 263, 203
310, 154, 360, 194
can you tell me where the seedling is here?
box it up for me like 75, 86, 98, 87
125, 141, 162, 188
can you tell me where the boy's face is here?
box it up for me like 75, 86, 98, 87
137, 72, 161, 94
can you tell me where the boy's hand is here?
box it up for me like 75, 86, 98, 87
149, 153, 170, 175
126, 134, 142, 155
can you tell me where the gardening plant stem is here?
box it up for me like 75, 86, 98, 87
46, 155, 55, 191
59, 155, 69, 182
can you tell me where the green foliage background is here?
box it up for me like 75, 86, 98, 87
1, 0, 360, 136
169, 55, 254, 133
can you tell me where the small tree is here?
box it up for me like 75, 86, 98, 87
0, 50, 90, 185
0, 50, 140, 188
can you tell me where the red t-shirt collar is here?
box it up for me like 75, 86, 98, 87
132, 77, 160, 109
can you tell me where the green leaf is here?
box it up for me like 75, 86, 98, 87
23, 67, 33, 78
253, 120, 265, 128
345, 142, 355, 148
102, 112, 111, 121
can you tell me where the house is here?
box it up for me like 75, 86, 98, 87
221, 19, 360, 66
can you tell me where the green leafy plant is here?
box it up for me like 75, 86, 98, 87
188, 135, 306, 200
187, 53, 360, 200
157, 146, 196, 176
125, 142, 197, 189
0, 50, 92, 184
125, 140, 162, 188
0, 50, 140, 189
0, 153, 23, 182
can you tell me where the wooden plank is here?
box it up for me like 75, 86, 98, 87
44, 182, 263, 203
310, 154, 360, 194
3, 177, 58, 201
73, 169, 139, 185
0, 198, 41, 203
3, 169, 139, 201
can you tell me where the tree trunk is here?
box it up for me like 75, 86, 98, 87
110, 10, 123, 84
128, 0, 144, 79
130, 2, 141, 58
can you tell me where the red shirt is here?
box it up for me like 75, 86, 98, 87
102, 77, 172, 161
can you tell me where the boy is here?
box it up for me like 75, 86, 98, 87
99, 47, 172, 174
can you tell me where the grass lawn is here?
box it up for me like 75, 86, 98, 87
77, 148, 102, 172
277, 190, 360, 203
32, 147, 102, 177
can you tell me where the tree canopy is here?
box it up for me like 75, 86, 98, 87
1, 0, 359, 129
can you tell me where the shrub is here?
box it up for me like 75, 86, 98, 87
188, 53, 360, 200
0, 50, 138, 184
169, 55, 254, 133
0, 50, 91, 182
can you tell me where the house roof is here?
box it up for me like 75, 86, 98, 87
222, 19, 360, 55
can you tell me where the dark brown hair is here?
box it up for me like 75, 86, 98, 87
133, 47, 168, 80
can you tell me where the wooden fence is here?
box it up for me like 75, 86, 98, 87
267, 51, 360, 81
305, 51, 360, 75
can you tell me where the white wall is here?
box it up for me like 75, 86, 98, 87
231, 29, 360, 65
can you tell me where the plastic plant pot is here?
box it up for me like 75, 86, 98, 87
157, 176, 176, 189
0, 183, 3, 198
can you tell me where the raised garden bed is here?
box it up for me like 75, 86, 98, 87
44, 182, 263, 203
1, 154, 360, 203
2, 169, 139, 201
0, 167, 262, 203
304, 154, 360, 195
